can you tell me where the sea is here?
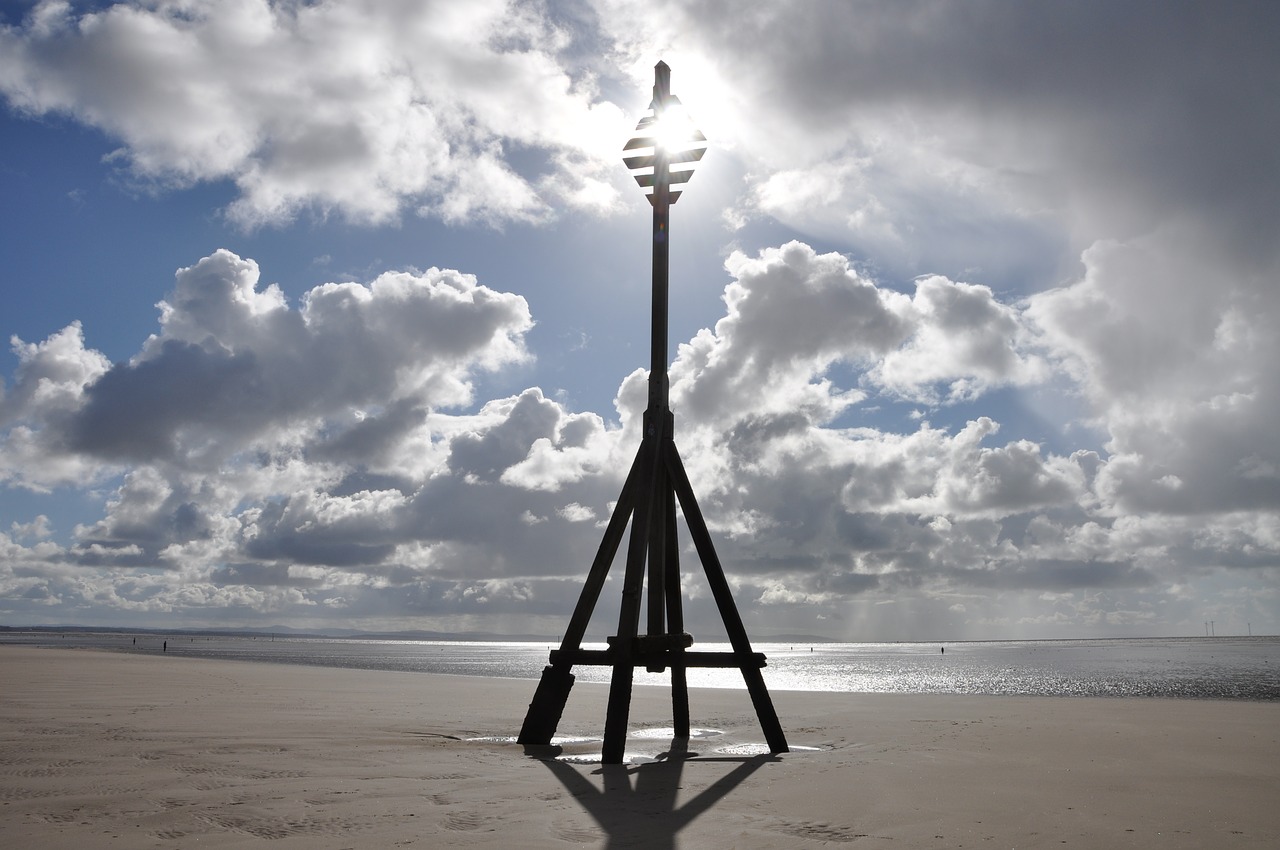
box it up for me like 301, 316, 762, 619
4, 631, 1278, 700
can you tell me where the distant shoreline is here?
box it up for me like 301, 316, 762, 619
6, 632, 1278, 701
3, 622, 1270, 642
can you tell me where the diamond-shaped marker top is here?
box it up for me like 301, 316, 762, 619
623, 63, 707, 205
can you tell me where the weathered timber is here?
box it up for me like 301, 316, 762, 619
516, 61, 787, 763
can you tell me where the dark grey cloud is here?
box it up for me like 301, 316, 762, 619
664, 0, 1280, 258
69, 341, 264, 461
210, 562, 318, 589
958, 559, 1154, 593
307, 401, 428, 468
243, 497, 400, 568
448, 390, 563, 481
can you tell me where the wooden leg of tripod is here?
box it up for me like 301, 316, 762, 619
517, 448, 644, 746
602, 435, 660, 764
663, 482, 690, 736
666, 447, 788, 754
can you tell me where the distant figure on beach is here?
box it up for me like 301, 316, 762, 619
132, 637, 136, 646
163, 641, 167, 653
941, 647, 945, 654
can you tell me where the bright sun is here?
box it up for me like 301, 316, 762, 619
652, 103, 700, 151
617, 54, 736, 202
650, 53, 735, 147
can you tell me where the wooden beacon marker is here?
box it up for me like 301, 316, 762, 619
517, 62, 787, 764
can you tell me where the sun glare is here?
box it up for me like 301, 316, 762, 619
620, 55, 734, 202
652, 104, 700, 152
624, 52, 734, 144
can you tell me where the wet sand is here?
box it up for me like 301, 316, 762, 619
2, 645, 1277, 848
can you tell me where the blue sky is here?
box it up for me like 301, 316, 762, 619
1, 0, 1277, 639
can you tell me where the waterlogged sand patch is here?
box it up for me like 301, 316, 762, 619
464, 734, 603, 745
629, 726, 724, 739
490, 722, 831, 764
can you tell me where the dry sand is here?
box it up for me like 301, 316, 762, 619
1, 645, 1277, 849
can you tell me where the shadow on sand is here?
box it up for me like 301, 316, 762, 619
529, 738, 775, 849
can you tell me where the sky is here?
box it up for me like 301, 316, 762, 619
1, 0, 1277, 641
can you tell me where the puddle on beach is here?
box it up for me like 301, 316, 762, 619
462, 727, 823, 763
712, 742, 772, 757
464, 734, 602, 745
629, 727, 723, 739
713, 742, 826, 756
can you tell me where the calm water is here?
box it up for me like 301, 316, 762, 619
4, 632, 1278, 700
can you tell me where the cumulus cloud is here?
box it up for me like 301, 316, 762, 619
872, 276, 1048, 403
0, 322, 114, 490
594, 0, 1280, 519
647, 236, 1274, 635
599, 0, 1280, 273
587, 0, 1280, 634
1, 239, 1277, 636
0, 249, 533, 495
0, 250, 642, 629
0, 0, 628, 228
2, 1, 1278, 637
669, 241, 1047, 427
1028, 227, 1280, 517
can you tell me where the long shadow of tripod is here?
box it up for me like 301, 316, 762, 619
535, 739, 774, 850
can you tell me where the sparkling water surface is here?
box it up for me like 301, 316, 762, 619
5, 632, 1277, 700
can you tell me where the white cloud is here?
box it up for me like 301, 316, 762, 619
583, 0, 1280, 635
3, 2, 1279, 637
598, 0, 1280, 274
872, 275, 1048, 403
9, 514, 52, 541
668, 241, 1048, 429
52, 249, 533, 467
0, 0, 629, 228
1028, 227, 1280, 517
0, 322, 115, 490
1, 241, 1277, 635
557, 502, 596, 523
0, 248, 542, 577
668, 241, 907, 430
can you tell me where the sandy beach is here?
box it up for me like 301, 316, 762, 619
1, 646, 1277, 848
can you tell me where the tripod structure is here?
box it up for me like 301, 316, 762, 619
517, 62, 788, 764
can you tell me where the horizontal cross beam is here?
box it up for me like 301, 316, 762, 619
549, 647, 768, 669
